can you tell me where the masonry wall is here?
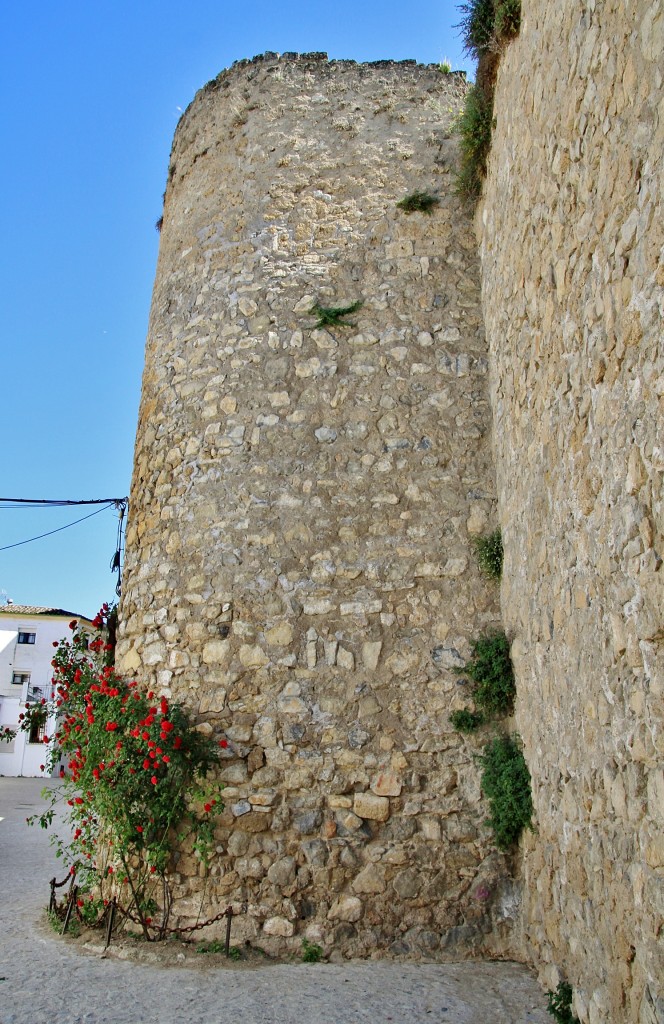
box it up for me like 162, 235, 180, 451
117, 55, 513, 957
477, 3, 663, 1021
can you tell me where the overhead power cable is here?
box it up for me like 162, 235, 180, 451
0, 504, 115, 552
0, 495, 128, 595
0, 497, 127, 508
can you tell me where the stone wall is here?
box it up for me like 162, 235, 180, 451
117, 55, 512, 958
477, 2, 663, 1021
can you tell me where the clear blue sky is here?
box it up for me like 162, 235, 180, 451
0, 1, 474, 620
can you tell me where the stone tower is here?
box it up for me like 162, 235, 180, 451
117, 54, 507, 956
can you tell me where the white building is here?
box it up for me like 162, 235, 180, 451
0, 605, 93, 777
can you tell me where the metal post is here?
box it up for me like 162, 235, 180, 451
62, 886, 78, 934
225, 905, 233, 957
104, 898, 117, 950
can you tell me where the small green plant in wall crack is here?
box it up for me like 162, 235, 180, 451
454, 84, 495, 200
397, 191, 440, 214
449, 708, 485, 733
301, 938, 324, 963
479, 733, 533, 850
547, 981, 581, 1024
309, 301, 363, 329
457, 0, 522, 59
450, 630, 515, 732
494, 0, 521, 40
473, 527, 503, 580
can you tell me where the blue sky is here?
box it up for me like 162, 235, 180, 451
0, 1, 473, 619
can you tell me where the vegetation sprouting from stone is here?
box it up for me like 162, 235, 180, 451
494, 0, 521, 40
457, 0, 496, 59
397, 191, 440, 214
463, 631, 515, 715
309, 301, 363, 329
438, 60, 453, 74
301, 938, 324, 963
479, 734, 533, 849
457, 0, 522, 58
547, 982, 581, 1024
454, 0, 521, 199
454, 84, 494, 199
450, 708, 485, 733
474, 528, 503, 579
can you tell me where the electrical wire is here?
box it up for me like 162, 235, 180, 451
0, 497, 127, 508
0, 504, 116, 552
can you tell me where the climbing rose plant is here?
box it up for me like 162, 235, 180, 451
24, 607, 225, 938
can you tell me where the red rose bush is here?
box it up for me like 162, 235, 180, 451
25, 607, 224, 939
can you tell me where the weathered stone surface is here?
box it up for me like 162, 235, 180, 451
263, 917, 294, 937
267, 856, 296, 888
371, 772, 402, 797
117, 54, 502, 961
353, 792, 390, 822
478, 2, 664, 1019
328, 896, 363, 922
352, 864, 387, 894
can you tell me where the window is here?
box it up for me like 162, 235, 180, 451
12, 672, 30, 687
29, 719, 46, 744
17, 632, 36, 645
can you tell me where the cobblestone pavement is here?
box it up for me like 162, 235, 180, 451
0, 778, 550, 1024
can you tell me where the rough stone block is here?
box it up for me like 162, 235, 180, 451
354, 792, 390, 821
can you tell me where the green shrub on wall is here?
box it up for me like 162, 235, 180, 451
458, 0, 521, 57
454, 0, 522, 199
473, 528, 503, 580
450, 630, 514, 732
547, 982, 581, 1024
454, 84, 494, 199
458, 0, 496, 59
396, 191, 440, 214
479, 733, 533, 849
494, 0, 521, 40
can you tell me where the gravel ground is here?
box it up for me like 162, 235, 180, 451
0, 778, 550, 1024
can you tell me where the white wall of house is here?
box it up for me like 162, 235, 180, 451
0, 607, 91, 777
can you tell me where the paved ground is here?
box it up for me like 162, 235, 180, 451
0, 778, 550, 1024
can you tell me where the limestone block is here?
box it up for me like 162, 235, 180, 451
303, 599, 334, 615
328, 896, 363, 922
202, 639, 231, 665
143, 642, 166, 666
352, 864, 387, 894
371, 772, 402, 797
265, 623, 294, 646
122, 648, 141, 672
392, 869, 421, 899
263, 917, 294, 937
362, 641, 383, 670
267, 856, 297, 887
231, 801, 251, 817
236, 812, 271, 833
354, 792, 390, 821
239, 644, 269, 668
337, 647, 355, 671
